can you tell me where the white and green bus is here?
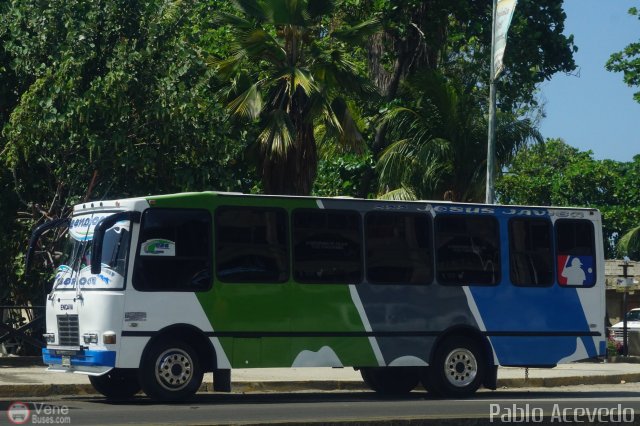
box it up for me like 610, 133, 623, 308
28, 191, 606, 401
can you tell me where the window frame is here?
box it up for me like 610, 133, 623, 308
434, 214, 501, 286
364, 211, 434, 285
291, 208, 363, 285
508, 217, 555, 287
554, 218, 597, 288
214, 205, 290, 284
133, 207, 213, 292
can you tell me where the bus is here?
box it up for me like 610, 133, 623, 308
27, 191, 606, 401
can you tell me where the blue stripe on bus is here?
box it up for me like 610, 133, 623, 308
469, 281, 598, 364
42, 348, 116, 367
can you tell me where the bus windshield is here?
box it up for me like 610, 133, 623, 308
53, 213, 131, 291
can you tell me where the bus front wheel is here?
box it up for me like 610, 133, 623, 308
89, 368, 141, 400
139, 339, 203, 401
422, 336, 485, 398
360, 367, 419, 395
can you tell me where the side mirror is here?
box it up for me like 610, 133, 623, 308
91, 211, 140, 275
25, 218, 70, 272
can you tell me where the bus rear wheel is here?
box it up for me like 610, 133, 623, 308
422, 336, 485, 398
89, 368, 141, 400
360, 367, 419, 395
139, 339, 203, 402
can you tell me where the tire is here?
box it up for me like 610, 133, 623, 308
89, 368, 141, 400
139, 339, 203, 402
360, 367, 419, 395
422, 336, 485, 398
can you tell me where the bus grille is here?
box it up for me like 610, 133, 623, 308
57, 315, 79, 346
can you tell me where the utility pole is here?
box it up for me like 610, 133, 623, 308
485, 0, 498, 205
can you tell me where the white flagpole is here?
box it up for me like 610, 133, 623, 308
486, 0, 498, 204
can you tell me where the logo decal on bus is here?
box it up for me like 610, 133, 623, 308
141, 239, 176, 256
558, 255, 595, 286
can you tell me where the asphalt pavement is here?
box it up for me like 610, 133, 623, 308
1, 356, 640, 397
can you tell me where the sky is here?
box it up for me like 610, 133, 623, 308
536, 0, 640, 163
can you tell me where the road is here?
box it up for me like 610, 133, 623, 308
2, 384, 640, 425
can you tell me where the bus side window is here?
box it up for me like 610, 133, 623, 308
435, 215, 500, 285
509, 218, 553, 286
215, 207, 288, 283
555, 219, 596, 287
292, 209, 362, 284
365, 212, 433, 285
133, 209, 212, 292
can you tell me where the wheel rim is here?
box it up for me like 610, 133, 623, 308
155, 348, 194, 391
443, 348, 477, 387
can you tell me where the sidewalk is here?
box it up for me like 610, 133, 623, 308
2, 357, 640, 397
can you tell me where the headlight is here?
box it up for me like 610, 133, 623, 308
83, 333, 99, 344
103, 331, 117, 344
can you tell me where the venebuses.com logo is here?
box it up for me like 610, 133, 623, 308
7, 401, 71, 424
7, 402, 30, 424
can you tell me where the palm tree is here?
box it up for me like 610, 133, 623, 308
377, 71, 542, 202
618, 226, 640, 260
215, 0, 378, 195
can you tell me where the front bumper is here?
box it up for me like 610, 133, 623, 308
43, 347, 116, 375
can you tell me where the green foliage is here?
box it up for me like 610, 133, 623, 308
378, 71, 541, 201
312, 154, 375, 197
215, 0, 377, 195
606, 6, 640, 102
0, 0, 256, 307
618, 226, 640, 260
497, 141, 640, 257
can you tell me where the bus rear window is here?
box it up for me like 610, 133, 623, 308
556, 219, 596, 287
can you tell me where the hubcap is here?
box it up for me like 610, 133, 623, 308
443, 348, 477, 387
155, 348, 193, 391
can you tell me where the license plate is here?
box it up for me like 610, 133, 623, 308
62, 356, 71, 368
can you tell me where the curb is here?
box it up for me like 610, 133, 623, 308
2, 374, 640, 398
497, 372, 640, 388
0, 357, 43, 367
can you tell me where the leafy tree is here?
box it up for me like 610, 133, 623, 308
497, 140, 640, 257
346, 0, 576, 153
312, 154, 375, 197
215, 0, 378, 195
0, 0, 253, 309
606, 6, 640, 103
377, 72, 541, 201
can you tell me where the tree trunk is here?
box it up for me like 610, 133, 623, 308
261, 89, 317, 196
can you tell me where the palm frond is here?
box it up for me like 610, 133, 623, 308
320, 97, 365, 153
232, 0, 267, 22
377, 187, 418, 201
292, 67, 317, 95
618, 226, 640, 259
210, 50, 246, 79
258, 109, 295, 158
332, 17, 382, 43
240, 28, 287, 64
215, 11, 254, 29
266, 0, 307, 25
227, 83, 262, 120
